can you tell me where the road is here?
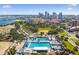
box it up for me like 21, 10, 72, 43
15, 40, 26, 54
64, 30, 78, 40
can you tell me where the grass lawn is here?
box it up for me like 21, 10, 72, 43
70, 38, 77, 42
0, 42, 13, 55
61, 40, 74, 50
58, 31, 70, 37
58, 30, 79, 54
38, 27, 51, 31
61, 40, 79, 55
38, 28, 51, 33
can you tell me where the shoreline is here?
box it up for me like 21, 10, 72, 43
13, 19, 25, 22
0, 19, 25, 26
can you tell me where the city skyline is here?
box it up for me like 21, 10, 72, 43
0, 4, 79, 15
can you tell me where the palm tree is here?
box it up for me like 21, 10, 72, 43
73, 46, 78, 51
8, 47, 16, 55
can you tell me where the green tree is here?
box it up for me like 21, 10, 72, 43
0, 33, 4, 39
15, 22, 20, 30
60, 25, 66, 29
73, 46, 78, 51
10, 29, 19, 40
64, 37, 68, 41
10, 28, 24, 41
18, 34, 24, 41
8, 47, 16, 55
75, 40, 79, 46
40, 32, 44, 36
48, 30, 58, 35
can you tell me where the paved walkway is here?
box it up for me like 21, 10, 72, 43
20, 25, 29, 35
15, 40, 26, 54
68, 38, 77, 46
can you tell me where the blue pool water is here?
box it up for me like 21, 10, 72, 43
25, 37, 51, 49
0, 18, 14, 25
28, 42, 51, 48
30, 37, 48, 42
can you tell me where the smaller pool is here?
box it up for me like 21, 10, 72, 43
24, 37, 51, 50
30, 37, 48, 42
28, 42, 51, 48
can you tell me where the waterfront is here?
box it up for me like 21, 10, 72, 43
0, 19, 14, 25
0, 4, 79, 55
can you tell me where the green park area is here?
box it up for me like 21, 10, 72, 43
58, 31, 70, 37
38, 28, 51, 33
58, 30, 79, 54
70, 38, 77, 42
61, 40, 79, 54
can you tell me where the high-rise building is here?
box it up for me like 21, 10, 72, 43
38, 12, 44, 18
58, 12, 63, 20
52, 12, 57, 19
45, 11, 50, 18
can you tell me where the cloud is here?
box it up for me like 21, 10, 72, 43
2, 5, 12, 8
71, 4, 77, 6
67, 4, 77, 11
67, 7, 73, 10
69, 4, 77, 7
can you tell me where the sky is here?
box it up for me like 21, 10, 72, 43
0, 4, 79, 15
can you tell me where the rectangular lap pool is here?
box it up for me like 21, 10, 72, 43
25, 37, 51, 50
29, 37, 49, 42
28, 42, 51, 48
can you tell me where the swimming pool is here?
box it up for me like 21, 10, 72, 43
29, 37, 48, 42
25, 37, 51, 49
28, 42, 51, 48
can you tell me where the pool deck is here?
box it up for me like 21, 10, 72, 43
32, 47, 50, 50
16, 36, 61, 55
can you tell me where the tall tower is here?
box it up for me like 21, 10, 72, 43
58, 12, 63, 20
52, 12, 57, 19
38, 12, 44, 18
45, 11, 50, 18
